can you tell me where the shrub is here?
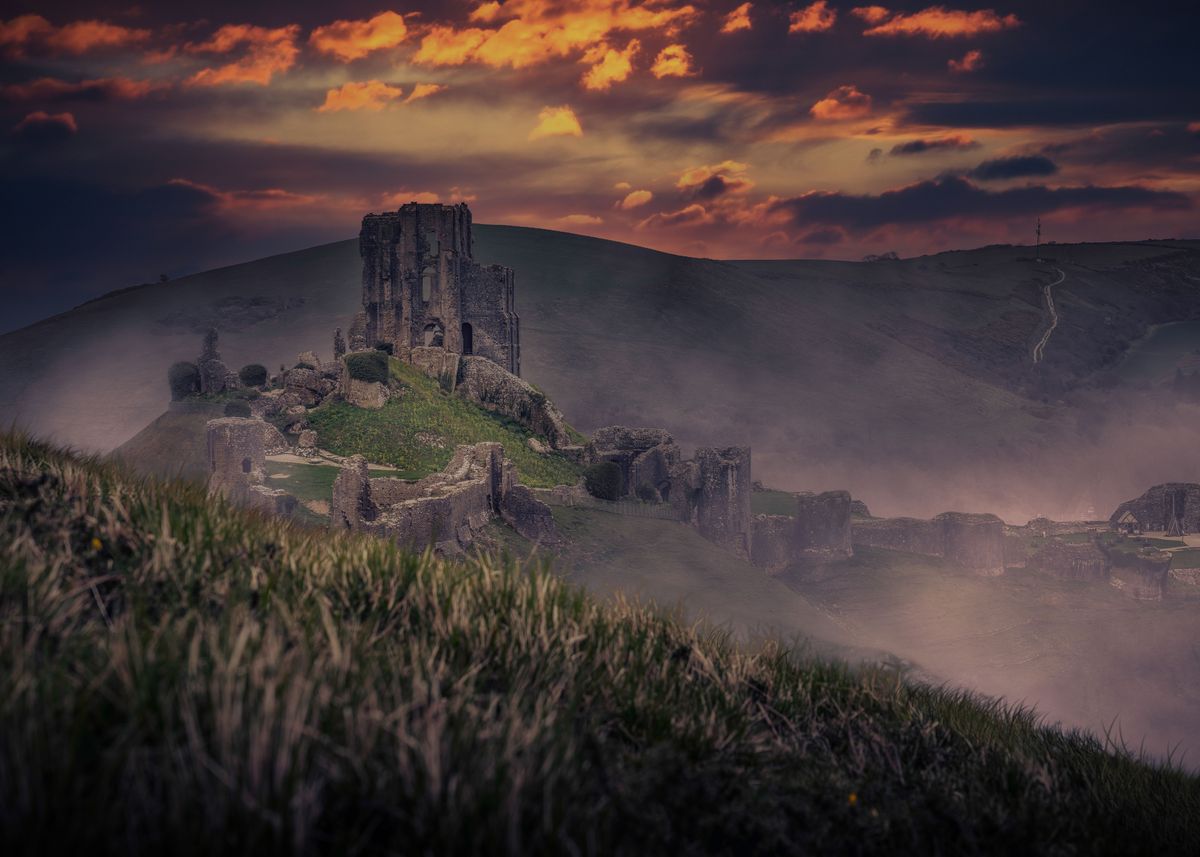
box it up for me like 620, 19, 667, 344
167, 361, 200, 400
223, 400, 252, 418
238, 363, 268, 387
374, 341, 394, 355
584, 461, 622, 501
345, 351, 389, 384
635, 481, 660, 503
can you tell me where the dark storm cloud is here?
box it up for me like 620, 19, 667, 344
771, 176, 1190, 231
10, 109, 76, 144
967, 155, 1058, 181
890, 136, 980, 156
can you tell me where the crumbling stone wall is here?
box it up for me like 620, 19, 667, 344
693, 446, 752, 559
1109, 483, 1200, 533
587, 426, 679, 498
196, 328, 237, 395
205, 418, 296, 515
1104, 549, 1171, 601
1027, 541, 1109, 581
795, 491, 853, 557
457, 356, 573, 448
331, 442, 557, 552
359, 202, 520, 374
750, 490, 854, 572
853, 511, 1005, 575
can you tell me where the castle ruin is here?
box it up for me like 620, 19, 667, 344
355, 202, 520, 375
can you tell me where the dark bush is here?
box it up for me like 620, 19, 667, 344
374, 341, 394, 355
635, 482, 660, 503
167, 362, 200, 400
345, 351, 389, 384
584, 462, 622, 501
238, 363, 268, 387
223, 400, 252, 418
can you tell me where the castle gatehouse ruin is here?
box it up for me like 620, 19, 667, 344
355, 202, 520, 375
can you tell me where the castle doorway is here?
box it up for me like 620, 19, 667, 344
241, 458, 252, 474
423, 321, 444, 347
461, 323, 473, 355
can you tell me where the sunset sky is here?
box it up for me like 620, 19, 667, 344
2, 1, 1197, 329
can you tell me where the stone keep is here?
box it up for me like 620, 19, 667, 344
358, 202, 520, 375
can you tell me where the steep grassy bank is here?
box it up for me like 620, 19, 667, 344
305, 358, 581, 488
2, 431, 1198, 855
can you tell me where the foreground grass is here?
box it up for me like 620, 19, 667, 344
2, 433, 1198, 855
305, 358, 581, 488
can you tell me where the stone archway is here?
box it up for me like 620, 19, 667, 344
461, 322, 474, 355
423, 321, 444, 348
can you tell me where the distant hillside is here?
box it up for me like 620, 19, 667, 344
4, 431, 1198, 853
2, 227, 1199, 519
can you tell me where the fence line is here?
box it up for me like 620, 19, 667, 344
533, 489, 687, 522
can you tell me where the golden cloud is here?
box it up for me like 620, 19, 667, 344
849, 6, 891, 25
529, 105, 583, 140
619, 189, 654, 209
186, 24, 300, 87
948, 48, 984, 73
862, 7, 1020, 38
789, 1, 837, 34
0, 14, 151, 57
404, 83, 446, 104
309, 11, 409, 62
721, 3, 754, 33
557, 213, 604, 225
651, 44, 694, 79
677, 160, 750, 190
582, 39, 640, 91
413, 0, 699, 74
316, 81, 405, 113
810, 84, 872, 120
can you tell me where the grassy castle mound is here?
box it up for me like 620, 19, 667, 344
2, 431, 1197, 854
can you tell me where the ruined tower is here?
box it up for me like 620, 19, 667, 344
357, 202, 520, 375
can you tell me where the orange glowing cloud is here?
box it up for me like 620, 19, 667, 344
949, 48, 984, 72
0, 14, 151, 57
186, 24, 300, 87
309, 11, 409, 62
168, 178, 318, 212
404, 83, 446, 104
850, 6, 891, 24
529, 105, 583, 140
557, 213, 603, 226
316, 81, 405, 113
1, 76, 162, 101
810, 84, 872, 120
789, 1, 837, 34
651, 44, 695, 79
721, 3, 754, 33
582, 39, 640, 91
413, 0, 699, 73
619, 189, 654, 209
862, 7, 1020, 38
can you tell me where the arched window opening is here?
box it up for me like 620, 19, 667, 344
423, 322, 444, 348
241, 457, 252, 474
461, 322, 474, 355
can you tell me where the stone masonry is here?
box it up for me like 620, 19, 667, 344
205, 417, 296, 515
357, 202, 520, 374
853, 511, 1006, 576
331, 442, 557, 553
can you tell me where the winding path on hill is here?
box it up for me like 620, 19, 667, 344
1032, 267, 1066, 364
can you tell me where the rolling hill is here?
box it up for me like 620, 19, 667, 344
2, 226, 1199, 520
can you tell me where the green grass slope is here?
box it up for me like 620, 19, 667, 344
3, 430, 1199, 854
305, 358, 581, 488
